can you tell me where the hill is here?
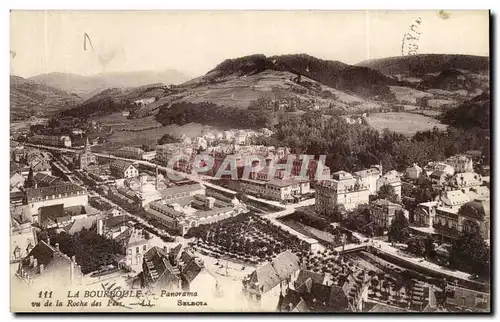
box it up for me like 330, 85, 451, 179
59, 83, 171, 118
357, 54, 489, 76
10, 75, 82, 121
441, 92, 490, 129
200, 54, 396, 98
29, 69, 191, 98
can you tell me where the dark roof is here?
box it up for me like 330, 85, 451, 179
24, 240, 55, 266
26, 183, 86, 201
295, 270, 325, 287
110, 160, 136, 173
39, 204, 65, 219
103, 215, 128, 229
461, 199, 490, 220
430, 170, 447, 178
33, 173, 62, 186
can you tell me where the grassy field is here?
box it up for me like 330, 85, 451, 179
91, 113, 217, 152
366, 112, 448, 136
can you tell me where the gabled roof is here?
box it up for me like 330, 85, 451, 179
247, 250, 300, 294
110, 160, 136, 173
295, 270, 325, 286
33, 173, 62, 186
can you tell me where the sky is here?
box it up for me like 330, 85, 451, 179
10, 10, 490, 78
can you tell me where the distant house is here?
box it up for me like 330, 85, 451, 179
114, 146, 145, 160
109, 160, 139, 179
405, 163, 423, 180
369, 199, 408, 228
430, 170, 448, 186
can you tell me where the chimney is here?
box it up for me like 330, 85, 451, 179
39, 264, 44, 274
71, 255, 76, 263
97, 218, 103, 236
55, 243, 60, 251
33, 258, 38, 268
29, 255, 34, 267
47, 237, 50, 246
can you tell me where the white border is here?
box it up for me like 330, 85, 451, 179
2, 1, 498, 322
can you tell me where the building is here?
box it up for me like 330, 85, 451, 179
15, 240, 84, 287
424, 162, 455, 177
37, 203, 99, 229
141, 245, 215, 294
145, 193, 241, 235
10, 216, 36, 263
354, 167, 382, 195
242, 250, 301, 311
315, 173, 370, 214
156, 144, 193, 165
376, 170, 402, 200
10, 172, 25, 190
134, 97, 156, 107
25, 183, 88, 219
445, 285, 490, 312
27, 135, 72, 148
278, 270, 349, 312
119, 228, 151, 273
230, 178, 310, 203
369, 199, 408, 228
33, 172, 63, 187
142, 150, 157, 161
447, 172, 483, 191
109, 160, 139, 179
445, 155, 474, 173
413, 188, 490, 241
405, 163, 423, 180
75, 138, 97, 170
430, 170, 449, 187
114, 146, 145, 160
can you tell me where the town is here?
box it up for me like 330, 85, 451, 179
10, 117, 490, 312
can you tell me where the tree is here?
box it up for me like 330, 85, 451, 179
388, 210, 410, 243
24, 168, 34, 188
406, 237, 425, 256
424, 235, 436, 259
158, 133, 179, 145
450, 232, 490, 278
376, 184, 399, 203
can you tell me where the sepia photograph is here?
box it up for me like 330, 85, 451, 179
9, 10, 491, 313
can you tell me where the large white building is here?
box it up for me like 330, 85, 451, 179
315, 171, 370, 214
25, 183, 88, 219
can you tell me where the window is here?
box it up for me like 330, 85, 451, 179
143, 245, 147, 251
136, 247, 139, 253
